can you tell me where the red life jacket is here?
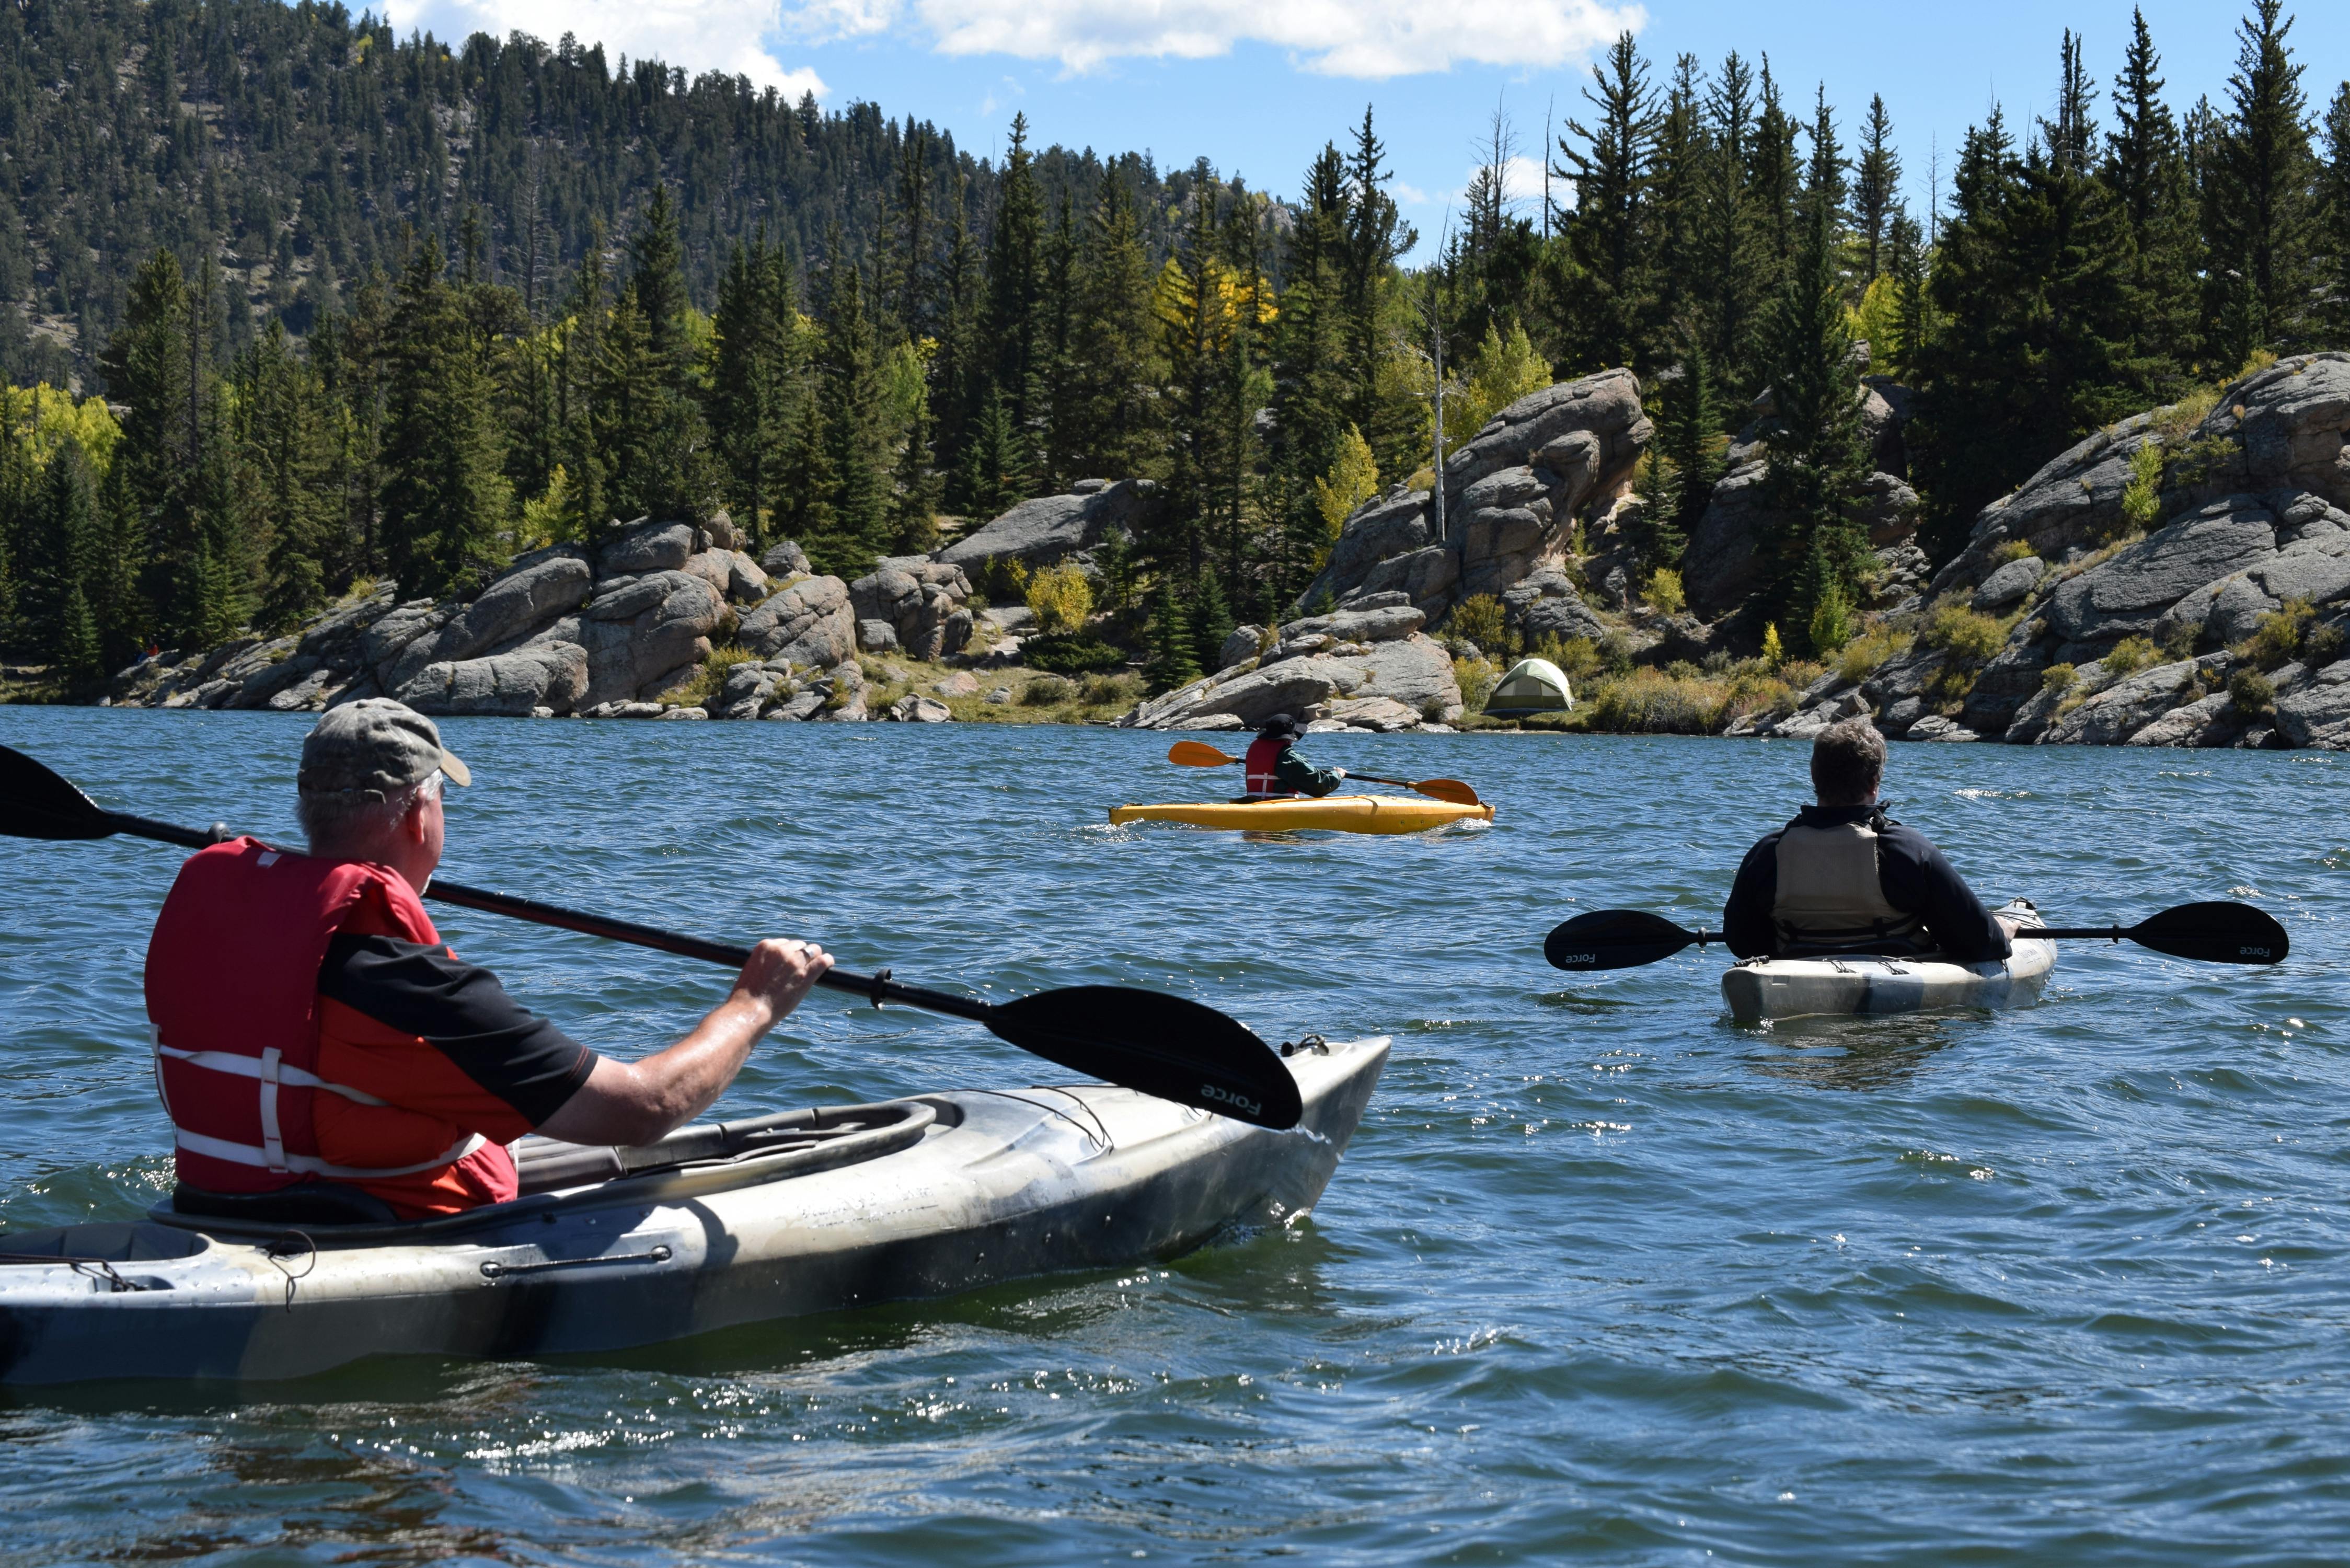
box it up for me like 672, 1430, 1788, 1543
144, 838, 485, 1194
1243, 734, 1294, 798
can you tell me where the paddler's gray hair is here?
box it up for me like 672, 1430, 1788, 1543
297, 769, 444, 857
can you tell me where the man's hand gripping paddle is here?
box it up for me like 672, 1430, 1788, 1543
1541, 903, 2291, 971
0, 744, 1301, 1130
1165, 739, 1481, 806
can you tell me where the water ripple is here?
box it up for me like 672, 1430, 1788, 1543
1, 710, 2345, 1563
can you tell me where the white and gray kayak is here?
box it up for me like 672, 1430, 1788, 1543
1720, 900, 2054, 1024
0, 1035, 1388, 1385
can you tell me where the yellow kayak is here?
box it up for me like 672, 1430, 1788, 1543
1108, 794, 1494, 835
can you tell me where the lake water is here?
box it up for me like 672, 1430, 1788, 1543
2, 708, 2345, 1565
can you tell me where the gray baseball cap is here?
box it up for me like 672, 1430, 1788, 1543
297, 699, 471, 798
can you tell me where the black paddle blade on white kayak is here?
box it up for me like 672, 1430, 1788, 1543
2132, 902, 2290, 965
1543, 909, 1706, 971
0, 744, 113, 839
986, 986, 1303, 1130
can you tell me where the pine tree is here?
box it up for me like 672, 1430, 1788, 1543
2104, 9, 2201, 386
773, 381, 836, 549
954, 388, 1024, 524
1753, 59, 1804, 277
2202, 0, 2320, 363
932, 170, 986, 508
2322, 84, 2350, 347
239, 321, 335, 633
1269, 146, 1354, 607
814, 230, 889, 575
1038, 191, 1081, 488
561, 236, 612, 548
1189, 567, 1235, 674
1852, 95, 1902, 282
1065, 171, 1162, 482
623, 185, 712, 521
1805, 85, 1848, 223
1340, 108, 1415, 476
1157, 177, 1224, 575
1693, 52, 1770, 388
1756, 188, 1872, 643
1556, 34, 1660, 372
1653, 340, 1721, 566
381, 232, 512, 596
1910, 113, 2031, 562
708, 235, 804, 546
1144, 578, 1201, 691
1885, 211, 1931, 375
982, 112, 1046, 479
1645, 58, 1707, 349
101, 249, 198, 648
22, 436, 103, 678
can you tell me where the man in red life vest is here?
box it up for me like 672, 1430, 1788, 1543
1241, 713, 1346, 800
145, 698, 833, 1221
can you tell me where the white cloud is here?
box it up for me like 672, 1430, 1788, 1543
385, 1, 827, 98
1495, 153, 1548, 206
781, 0, 1644, 79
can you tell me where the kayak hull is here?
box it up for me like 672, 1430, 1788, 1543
1109, 794, 1492, 834
1720, 901, 2054, 1023
0, 1036, 1388, 1385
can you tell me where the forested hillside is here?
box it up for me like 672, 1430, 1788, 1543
0, 0, 2345, 693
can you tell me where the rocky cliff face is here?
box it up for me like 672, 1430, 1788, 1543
1293, 370, 1652, 632
1758, 353, 2350, 750
104, 515, 949, 722
1115, 594, 1464, 733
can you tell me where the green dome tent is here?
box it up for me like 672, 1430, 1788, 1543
1484, 656, 1573, 715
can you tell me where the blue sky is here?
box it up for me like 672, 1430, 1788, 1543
387, 0, 2348, 259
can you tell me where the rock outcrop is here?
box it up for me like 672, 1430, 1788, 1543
935, 478, 1156, 572
849, 558, 974, 659
110, 518, 867, 720
1116, 598, 1462, 732
1756, 352, 2350, 750
1292, 370, 1651, 629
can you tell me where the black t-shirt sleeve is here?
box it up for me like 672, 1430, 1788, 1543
1722, 832, 1784, 959
319, 933, 598, 1125
1877, 826, 2013, 963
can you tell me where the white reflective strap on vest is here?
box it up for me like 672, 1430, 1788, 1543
1246, 763, 1284, 794
153, 1035, 391, 1105
1771, 820, 1924, 944
169, 1126, 488, 1181
153, 1030, 484, 1180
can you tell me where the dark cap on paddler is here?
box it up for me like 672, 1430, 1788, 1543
1259, 712, 1300, 741
298, 698, 471, 798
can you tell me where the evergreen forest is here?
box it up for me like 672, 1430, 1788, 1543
1, 0, 2347, 687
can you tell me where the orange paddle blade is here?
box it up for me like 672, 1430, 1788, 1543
1411, 778, 1482, 806
1167, 740, 1240, 767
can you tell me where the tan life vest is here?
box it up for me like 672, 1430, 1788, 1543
1771, 815, 1928, 954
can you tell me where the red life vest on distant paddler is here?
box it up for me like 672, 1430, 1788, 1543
1243, 734, 1294, 798
144, 837, 484, 1194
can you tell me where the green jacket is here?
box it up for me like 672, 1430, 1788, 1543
1272, 746, 1343, 798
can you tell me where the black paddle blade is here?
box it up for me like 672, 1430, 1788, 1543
986, 986, 1302, 1130
1544, 909, 1704, 971
0, 744, 115, 840
2130, 902, 2290, 965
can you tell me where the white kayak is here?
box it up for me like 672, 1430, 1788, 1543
0, 1035, 1389, 1385
1720, 900, 2054, 1024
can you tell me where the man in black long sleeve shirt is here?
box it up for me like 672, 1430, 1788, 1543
1723, 718, 2012, 963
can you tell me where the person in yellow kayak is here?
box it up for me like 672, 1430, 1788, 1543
1722, 717, 2012, 962
1241, 713, 1346, 800
143, 698, 834, 1221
